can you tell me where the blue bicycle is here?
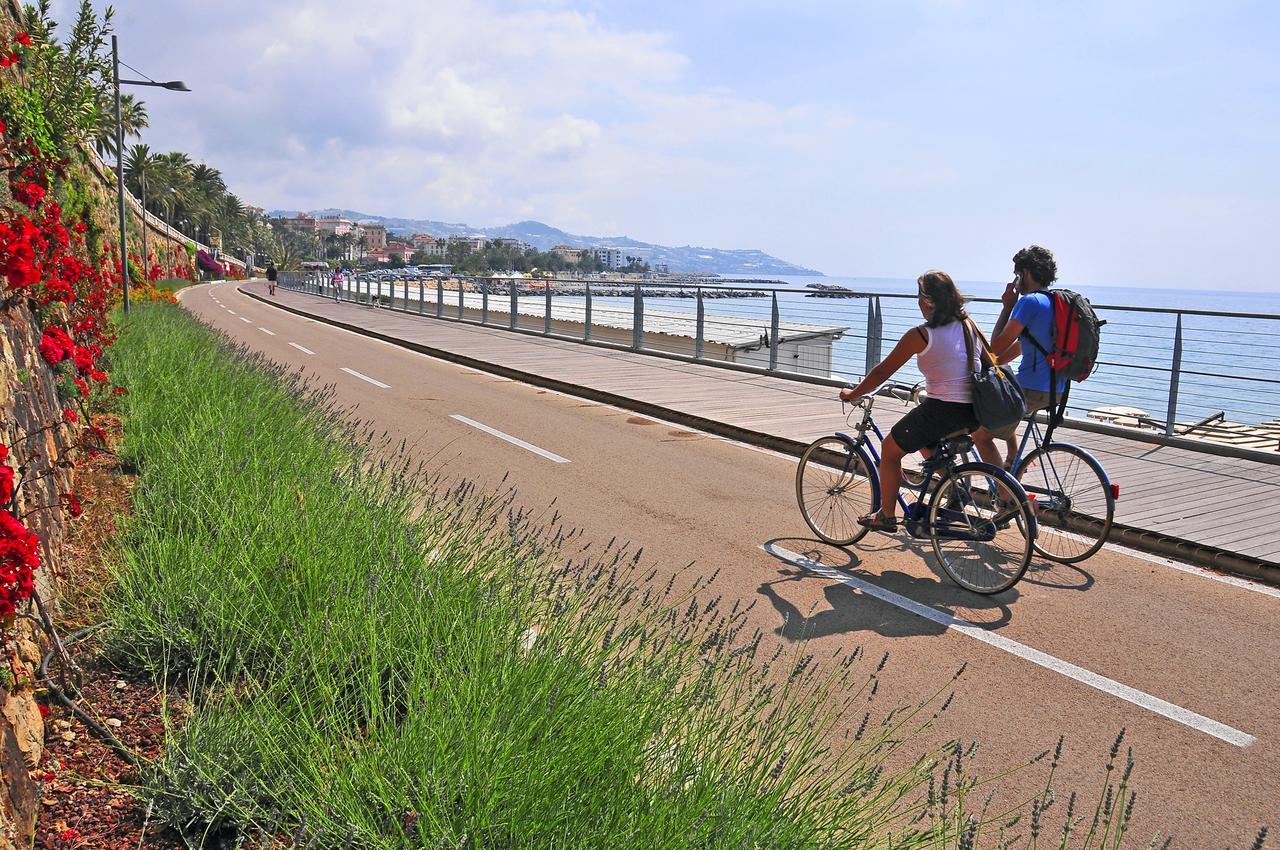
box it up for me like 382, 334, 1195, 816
796, 387, 1038, 595
998, 415, 1117, 563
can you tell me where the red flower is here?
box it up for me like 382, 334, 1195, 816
11, 181, 45, 208
112, 386, 127, 396
64, 409, 77, 423
0, 119, 6, 135
38, 327, 73, 365
0, 465, 12, 505
0, 511, 40, 617
65, 494, 82, 518
15, 32, 31, 46
71, 345, 96, 372
37, 703, 49, 718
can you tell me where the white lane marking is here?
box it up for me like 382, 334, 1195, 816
228, 310, 237, 315
450, 414, 570, 464
340, 367, 390, 389
289, 342, 316, 355
259, 327, 276, 336
240, 317, 252, 324
763, 543, 1255, 748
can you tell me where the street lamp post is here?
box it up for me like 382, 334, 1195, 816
113, 35, 189, 313
140, 173, 148, 284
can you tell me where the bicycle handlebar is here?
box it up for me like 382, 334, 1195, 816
881, 381, 925, 404
840, 381, 924, 420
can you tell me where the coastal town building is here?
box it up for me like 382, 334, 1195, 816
411, 234, 446, 256
315, 215, 357, 237
452, 235, 488, 252
586, 247, 623, 270
273, 213, 318, 239
552, 244, 583, 263
491, 238, 532, 252
386, 241, 414, 262
362, 224, 388, 251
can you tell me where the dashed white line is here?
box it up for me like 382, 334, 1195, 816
450, 414, 570, 464
340, 367, 390, 389
259, 327, 276, 336
289, 342, 315, 355
240, 317, 252, 324
227, 309, 236, 315
762, 543, 1256, 748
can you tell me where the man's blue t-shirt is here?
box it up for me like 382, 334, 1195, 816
1012, 292, 1067, 393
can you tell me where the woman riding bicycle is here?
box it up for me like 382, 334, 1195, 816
838, 270, 981, 532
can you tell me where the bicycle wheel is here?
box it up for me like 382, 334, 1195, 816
1015, 443, 1114, 563
796, 436, 876, 546
928, 465, 1033, 594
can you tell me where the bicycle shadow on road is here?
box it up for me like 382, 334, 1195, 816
756, 536, 1015, 643
1019, 557, 1095, 592
854, 524, 1096, 593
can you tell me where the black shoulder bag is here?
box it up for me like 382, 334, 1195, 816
963, 318, 1026, 432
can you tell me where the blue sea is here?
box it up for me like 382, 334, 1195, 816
594, 275, 1280, 427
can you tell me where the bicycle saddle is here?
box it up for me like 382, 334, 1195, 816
938, 433, 975, 454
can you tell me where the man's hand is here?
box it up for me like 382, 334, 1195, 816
839, 387, 860, 403
1001, 277, 1019, 308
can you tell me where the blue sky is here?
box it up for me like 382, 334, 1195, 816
66, 1, 1280, 290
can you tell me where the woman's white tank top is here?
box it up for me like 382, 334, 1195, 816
917, 320, 977, 403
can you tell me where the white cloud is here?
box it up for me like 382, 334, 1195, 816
532, 115, 604, 159
104, 0, 848, 246
384, 68, 511, 145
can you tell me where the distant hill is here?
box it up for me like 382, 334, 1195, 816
268, 209, 822, 276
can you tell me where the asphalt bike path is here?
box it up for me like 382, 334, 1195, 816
179, 282, 1278, 842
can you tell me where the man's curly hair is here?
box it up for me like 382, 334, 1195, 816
1012, 245, 1058, 287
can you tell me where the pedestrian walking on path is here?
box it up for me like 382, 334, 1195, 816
266, 263, 278, 296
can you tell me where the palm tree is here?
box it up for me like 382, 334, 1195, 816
217, 193, 247, 254
271, 231, 304, 271
122, 143, 161, 204
92, 93, 149, 161
188, 163, 226, 243
152, 151, 194, 229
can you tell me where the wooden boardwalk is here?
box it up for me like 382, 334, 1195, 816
257, 285, 1280, 567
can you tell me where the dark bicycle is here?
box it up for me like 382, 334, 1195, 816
796, 386, 1038, 595
996, 415, 1118, 563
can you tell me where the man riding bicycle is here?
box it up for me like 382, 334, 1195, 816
971, 245, 1067, 470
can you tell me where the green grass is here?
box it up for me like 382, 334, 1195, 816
103, 303, 1159, 849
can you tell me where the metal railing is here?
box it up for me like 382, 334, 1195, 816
278, 271, 1280, 454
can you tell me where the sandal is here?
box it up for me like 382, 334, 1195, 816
857, 511, 899, 532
